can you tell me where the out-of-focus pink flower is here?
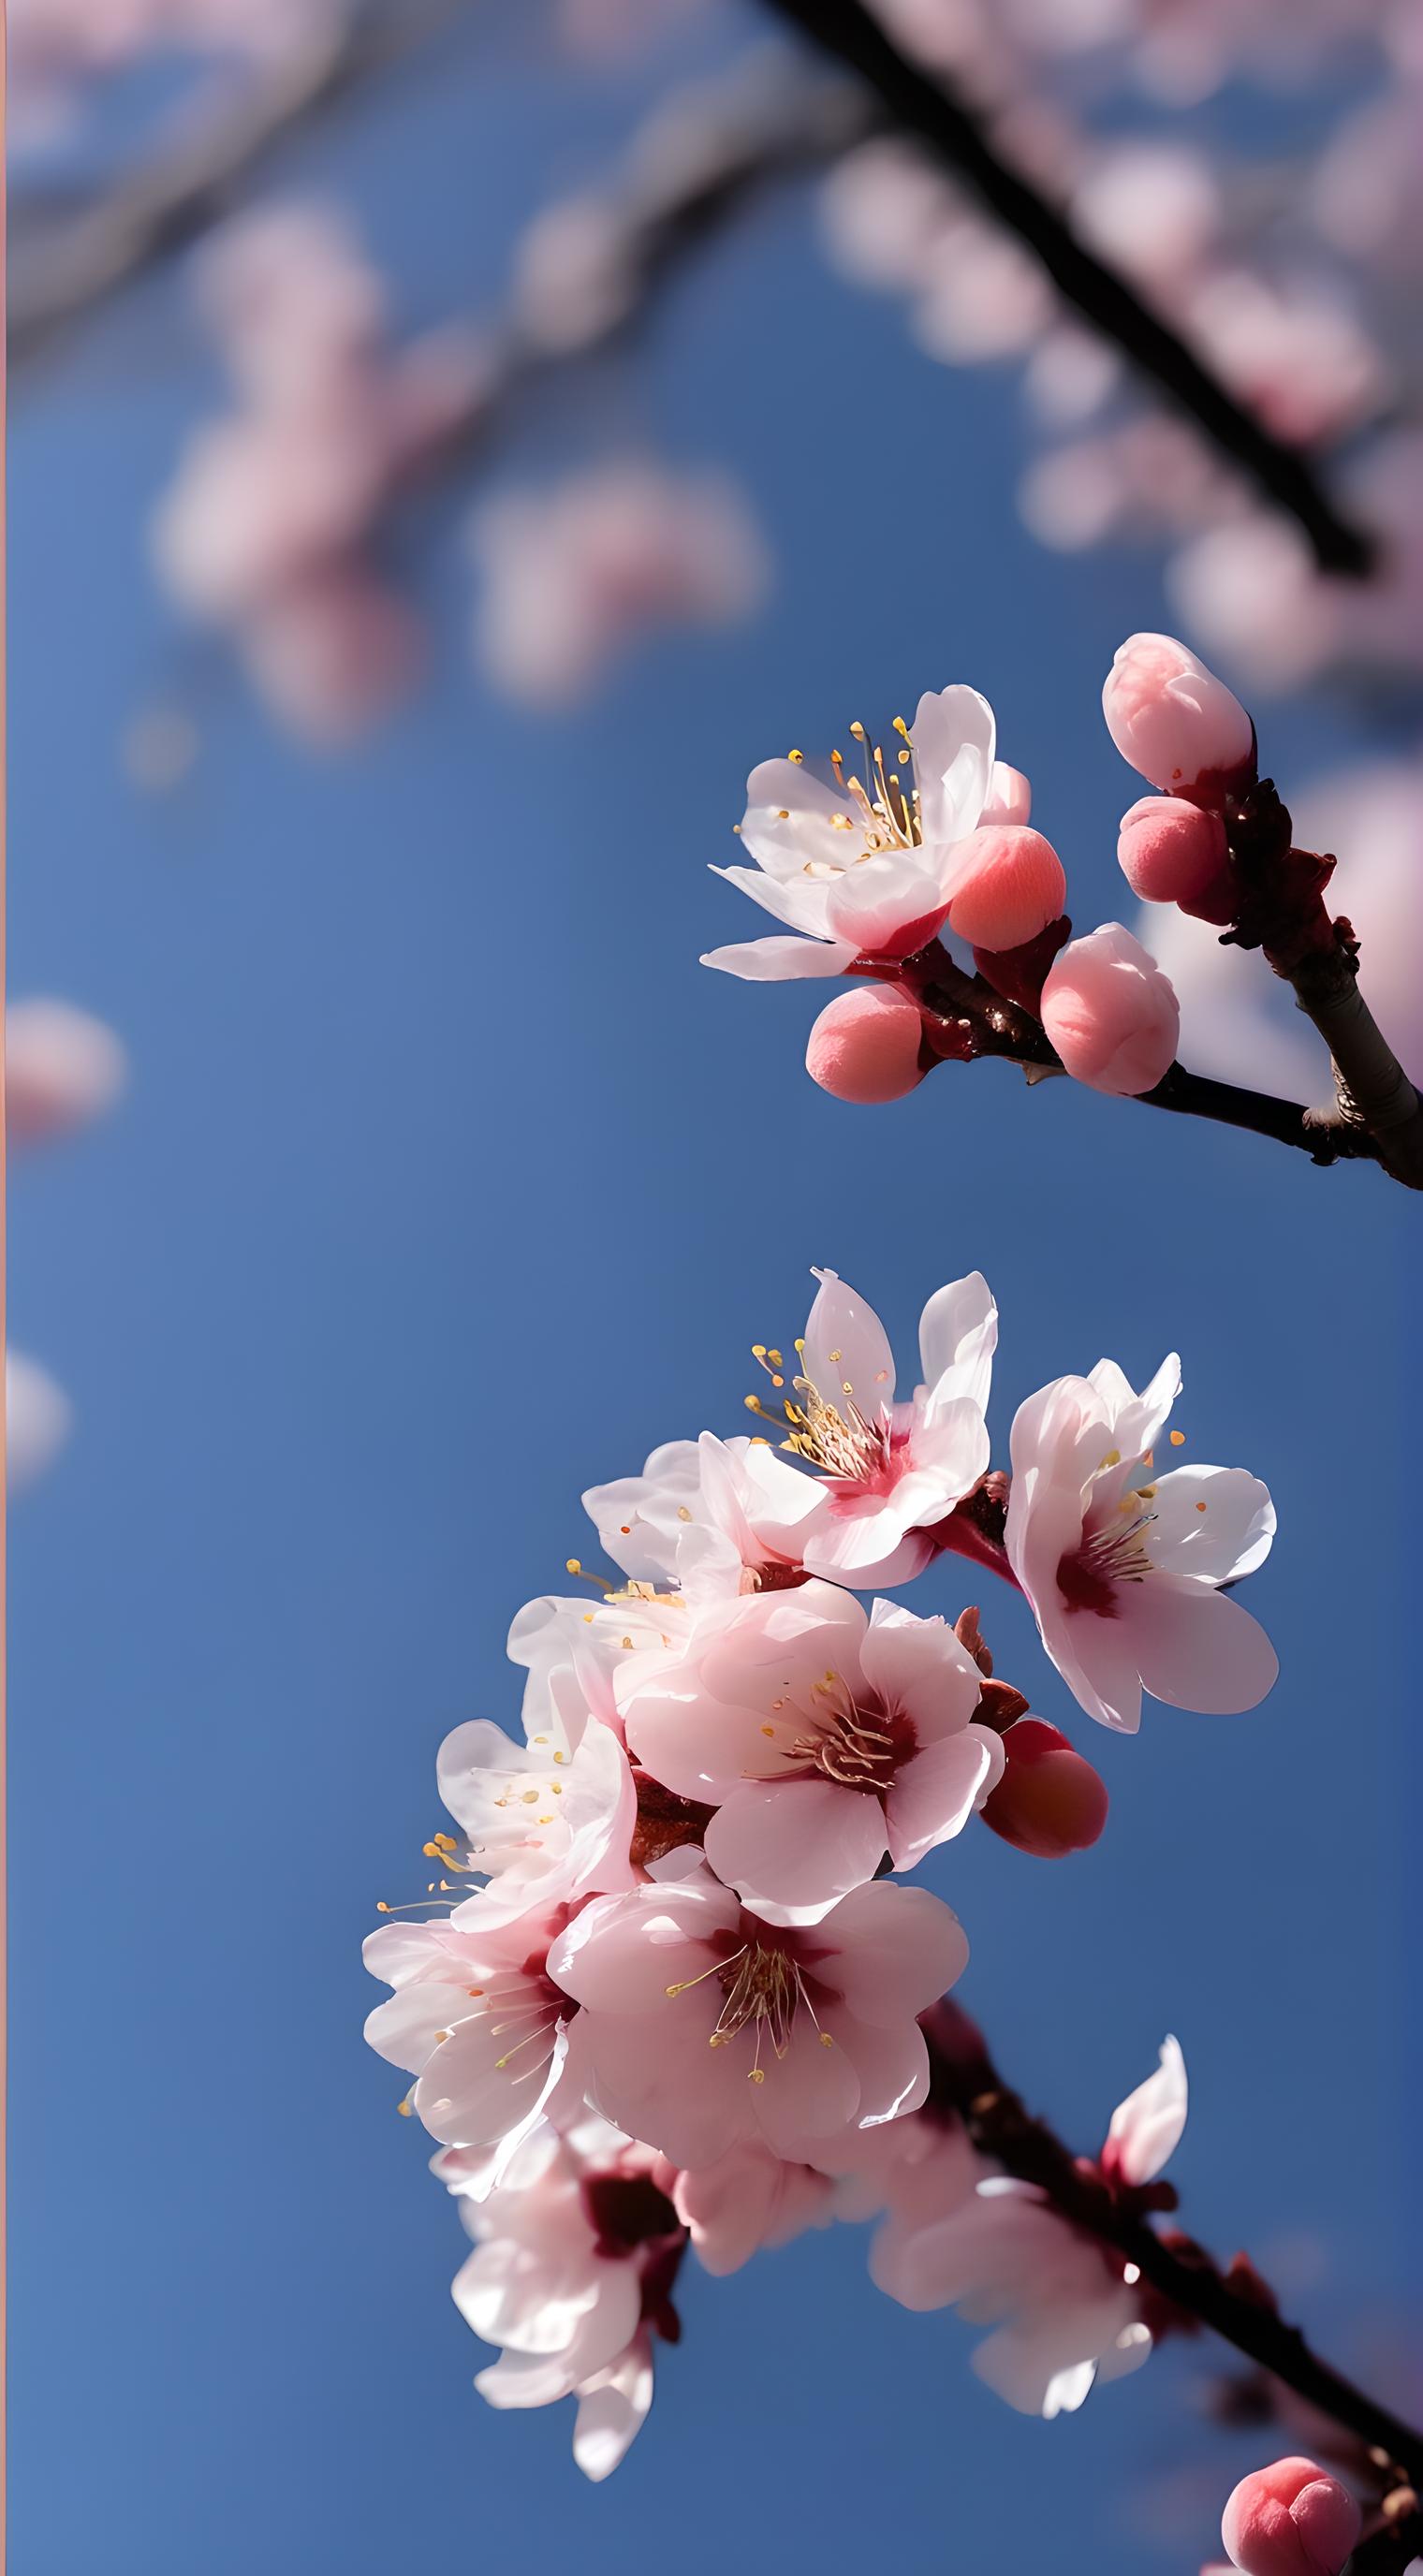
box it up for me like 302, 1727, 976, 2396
752, 1266, 996, 1588
806, 985, 927, 1103
1116, 796, 1229, 911
1221, 2457, 1361, 2576
7, 1351, 72, 1492
979, 1718, 1108, 1857
549, 1864, 968, 2167
873, 2171, 1152, 2415
1072, 143, 1220, 287
702, 688, 1007, 980
6, 998, 126, 1145
1005, 1351, 1277, 1734
470, 461, 767, 710
1103, 633, 1254, 798
619, 1581, 999, 1922
1040, 923, 1181, 1095
945, 824, 1067, 951
243, 574, 423, 745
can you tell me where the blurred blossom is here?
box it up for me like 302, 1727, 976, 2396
7, 1352, 73, 1494
7, 998, 127, 1146
1071, 143, 1220, 287
469, 461, 769, 709
1138, 760, 1423, 1099
512, 198, 638, 353
154, 204, 490, 741
7, 0, 342, 141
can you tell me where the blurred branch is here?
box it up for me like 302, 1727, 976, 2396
757, 0, 1375, 578
927, 2009, 1423, 2494
8, 0, 475, 373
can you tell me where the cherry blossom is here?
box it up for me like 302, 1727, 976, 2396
747, 1266, 997, 1588
549, 1865, 968, 2167
620, 1582, 1000, 1923
1101, 2035, 1188, 2188
433, 1689, 636, 1929
1005, 1354, 1278, 1734
581, 1428, 822, 1598
363, 1892, 584, 2155
1039, 923, 1181, 1097
702, 687, 1029, 981
806, 984, 929, 1104
672, 2140, 836, 2275
449, 2111, 684, 2481
6, 998, 127, 1147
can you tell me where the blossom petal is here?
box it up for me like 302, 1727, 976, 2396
700, 935, 858, 982
1104, 2035, 1188, 2186
1145, 1466, 1275, 1583
859, 1600, 981, 1744
1120, 1576, 1278, 1715
801, 1267, 898, 1413
572, 2337, 655, 2482
911, 684, 996, 853
917, 1270, 998, 1417
705, 1778, 888, 1923
821, 1881, 969, 2025
887, 1726, 1004, 1867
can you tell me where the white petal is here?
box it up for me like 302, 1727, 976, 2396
700, 935, 857, 982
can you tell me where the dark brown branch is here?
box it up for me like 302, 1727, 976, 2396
914, 949, 1385, 1175
1345, 2510, 1423, 2576
926, 2011, 1423, 2491
756, 0, 1373, 576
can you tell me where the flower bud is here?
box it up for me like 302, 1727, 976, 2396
946, 826, 1067, 952
979, 1720, 1108, 1857
1103, 632, 1254, 798
805, 983, 926, 1103
1117, 796, 1229, 907
1040, 922, 1180, 1097
980, 760, 1033, 826
1221, 2458, 1361, 2576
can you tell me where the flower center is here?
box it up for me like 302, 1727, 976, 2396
1058, 1498, 1157, 1616
782, 1671, 907, 1792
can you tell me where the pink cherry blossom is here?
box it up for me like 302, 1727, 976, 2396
1005, 1354, 1278, 1734
1101, 2035, 1188, 2188
469, 461, 767, 709
451, 2111, 683, 2481
1102, 632, 1254, 798
433, 1691, 636, 1929
672, 2139, 836, 2275
1040, 923, 1181, 1096
620, 1582, 999, 1922
582, 1428, 822, 1598
872, 2172, 1152, 2416
6, 998, 127, 1147
363, 1892, 583, 2155
753, 1266, 997, 1588
702, 687, 1021, 981
806, 985, 928, 1104
1221, 2457, 1362, 2576
549, 1865, 968, 2168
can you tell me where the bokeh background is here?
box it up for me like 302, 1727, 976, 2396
8, 6, 1421, 2570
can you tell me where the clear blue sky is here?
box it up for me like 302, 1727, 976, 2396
9, 11, 1418, 2572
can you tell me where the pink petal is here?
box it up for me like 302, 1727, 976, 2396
1122, 1575, 1278, 1714
704, 1778, 888, 1922
823, 1881, 970, 2024
887, 1727, 1004, 1866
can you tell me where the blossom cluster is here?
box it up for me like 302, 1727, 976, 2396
703, 632, 1289, 1113
366, 1264, 1276, 2472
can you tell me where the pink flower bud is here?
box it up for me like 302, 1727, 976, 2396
805, 983, 926, 1104
946, 826, 1067, 952
1117, 795, 1229, 906
980, 1720, 1108, 1857
1040, 922, 1180, 1096
1221, 2459, 1361, 2576
1103, 631, 1254, 798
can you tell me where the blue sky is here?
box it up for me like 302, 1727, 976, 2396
9, 11, 1418, 2571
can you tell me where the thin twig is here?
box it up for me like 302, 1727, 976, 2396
915, 949, 1385, 1175
926, 2011, 1423, 2490
8, 0, 476, 372
756, 0, 1373, 576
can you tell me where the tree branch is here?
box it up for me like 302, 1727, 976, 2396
912, 947, 1386, 1176
8, 0, 476, 372
756, 0, 1373, 576
925, 2009, 1423, 2492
